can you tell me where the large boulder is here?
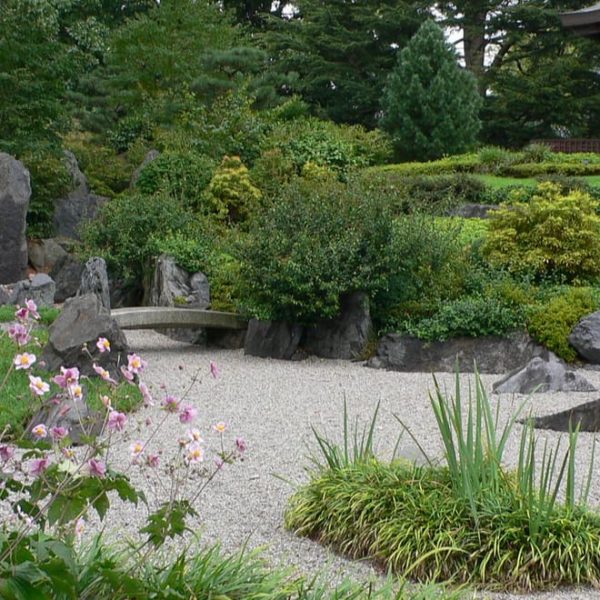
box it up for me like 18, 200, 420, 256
244, 319, 304, 360
10, 273, 56, 308
0, 153, 30, 284
493, 353, 596, 394
78, 257, 110, 311
450, 203, 496, 219
27, 238, 68, 272
525, 398, 600, 432
146, 254, 211, 344
41, 293, 128, 378
303, 292, 372, 359
53, 151, 108, 239
50, 254, 85, 303
368, 331, 544, 374
569, 311, 600, 363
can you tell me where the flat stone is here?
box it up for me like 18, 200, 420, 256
493, 353, 596, 394
9, 274, 56, 308
450, 203, 496, 219
367, 331, 544, 374
524, 398, 600, 432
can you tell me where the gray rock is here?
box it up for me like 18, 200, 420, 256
525, 398, 600, 432
569, 311, 600, 363
0, 153, 31, 284
207, 328, 247, 350
146, 254, 210, 344
368, 331, 544, 374
78, 257, 110, 311
53, 151, 108, 239
0, 286, 11, 306
493, 353, 596, 394
8, 274, 56, 308
130, 149, 160, 187
27, 396, 103, 445
450, 203, 496, 219
244, 319, 304, 360
41, 293, 128, 379
303, 292, 372, 359
27, 238, 68, 272
50, 254, 85, 303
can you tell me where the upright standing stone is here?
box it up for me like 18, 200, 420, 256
0, 153, 31, 284
78, 257, 111, 311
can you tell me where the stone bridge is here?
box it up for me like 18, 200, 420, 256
111, 307, 247, 330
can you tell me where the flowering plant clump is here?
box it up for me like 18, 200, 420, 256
0, 299, 247, 592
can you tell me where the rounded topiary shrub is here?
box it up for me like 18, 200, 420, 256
483, 182, 600, 283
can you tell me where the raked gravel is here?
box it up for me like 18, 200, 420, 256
86, 329, 600, 600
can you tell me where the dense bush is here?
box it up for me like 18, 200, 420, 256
527, 287, 599, 362
365, 153, 479, 177
236, 178, 394, 323
483, 183, 600, 283
81, 191, 196, 284
503, 162, 600, 178
359, 172, 487, 214
204, 155, 262, 222
258, 116, 393, 177
404, 294, 526, 341
135, 151, 216, 209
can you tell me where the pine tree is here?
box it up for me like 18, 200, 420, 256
381, 20, 481, 161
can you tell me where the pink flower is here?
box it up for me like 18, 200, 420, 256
107, 411, 127, 432
235, 437, 247, 453
88, 459, 106, 478
25, 299, 40, 320
93, 364, 116, 384
179, 405, 197, 424
210, 360, 220, 379
212, 422, 227, 434
30, 457, 49, 476
139, 382, 153, 406
120, 366, 135, 383
146, 454, 160, 468
186, 442, 204, 464
50, 426, 68, 441
187, 428, 203, 443
214, 457, 224, 470
101, 395, 111, 409
145, 417, 153, 427
14, 353, 36, 370
15, 307, 29, 321
127, 353, 147, 374
162, 395, 180, 413
29, 375, 49, 396
130, 440, 144, 459
96, 337, 111, 353
0, 445, 15, 462
53, 367, 79, 389
8, 323, 29, 346
69, 384, 83, 401
31, 424, 48, 439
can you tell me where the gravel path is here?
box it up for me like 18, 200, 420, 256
95, 330, 600, 599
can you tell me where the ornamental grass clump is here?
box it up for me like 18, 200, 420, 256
286, 372, 600, 591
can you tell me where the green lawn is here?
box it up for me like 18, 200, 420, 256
0, 305, 60, 325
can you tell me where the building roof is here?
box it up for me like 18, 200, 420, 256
561, 3, 600, 38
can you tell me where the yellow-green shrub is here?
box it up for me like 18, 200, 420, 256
527, 288, 599, 362
483, 183, 600, 283
204, 156, 261, 223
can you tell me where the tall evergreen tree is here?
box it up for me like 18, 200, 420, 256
263, 0, 427, 128
381, 20, 481, 161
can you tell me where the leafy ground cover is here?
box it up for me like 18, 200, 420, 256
0, 306, 60, 324
286, 374, 600, 592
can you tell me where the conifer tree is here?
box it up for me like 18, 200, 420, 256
381, 20, 481, 161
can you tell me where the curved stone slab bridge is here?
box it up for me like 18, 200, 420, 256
111, 307, 247, 330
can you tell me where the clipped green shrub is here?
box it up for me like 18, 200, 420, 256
135, 151, 216, 209
404, 294, 526, 341
527, 287, 599, 362
483, 183, 600, 283
503, 162, 600, 178
477, 146, 522, 174
204, 155, 262, 222
365, 153, 479, 177
237, 177, 394, 323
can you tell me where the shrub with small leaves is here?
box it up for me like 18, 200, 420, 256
483, 183, 600, 283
